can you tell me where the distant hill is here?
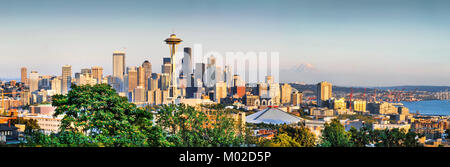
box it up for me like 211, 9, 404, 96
373, 85, 450, 92
288, 84, 376, 95
288, 83, 449, 94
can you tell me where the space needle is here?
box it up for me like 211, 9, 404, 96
164, 33, 182, 99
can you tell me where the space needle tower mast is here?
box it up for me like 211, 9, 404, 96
164, 33, 182, 99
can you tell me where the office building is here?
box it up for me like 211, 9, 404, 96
91, 66, 103, 84
137, 66, 145, 87
292, 91, 303, 106
215, 82, 227, 103
142, 60, 152, 89
61, 65, 72, 94
182, 47, 192, 86
113, 51, 126, 92
127, 66, 138, 93
21, 67, 27, 85
280, 83, 292, 105
317, 81, 332, 107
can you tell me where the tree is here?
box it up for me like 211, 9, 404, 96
266, 133, 301, 147
9, 117, 40, 134
372, 128, 421, 147
320, 119, 353, 147
276, 125, 316, 147
349, 125, 372, 147
26, 84, 170, 147
156, 104, 248, 147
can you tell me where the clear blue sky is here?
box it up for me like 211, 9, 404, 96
1, 0, 449, 86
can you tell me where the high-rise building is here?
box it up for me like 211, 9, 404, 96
21, 67, 28, 85
292, 91, 303, 106
29, 71, 39, 92
161, 57, 172, 74
194, 63, 205, 87
182, 47, 193, 86
148, 78, 159, 91
154, 89, 162, 105
38, 75, 52, 90
317, 81, 332, 107
127, 66, 138, 93
51, 76, 62, 95
206, 56, 217, 87
91, 66, 103, 84
281, 83, 292, 104
133, 86, 146, 103
224, 65, 232, 88
268, 83, 281, 105
113, 51, 126, 92
215, 82, 227, 103
142, 60, 152, 89
147, 90, 155, 105
352, 100, 367, 112
159, 73, 170, 90
137, 66, 145, 87
61, 65, 72, 94
257, 82, 269, 98
113, 51, 126, 79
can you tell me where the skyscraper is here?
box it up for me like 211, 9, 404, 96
215, 82, 227, 103
29, 71, 39, 92
61, 65, 72, 94
224, 65, 232, 88
317, 81, 332, 107
21, 67, 27, 85
113, 51, 126, 92
182, 47, 192, 86
194, 63, 205, 87
51, 76, 62, 95
281, 83, 292, 104
206, 56, 217, 87
91, 66, 103, 84
161, 57, 172, 74
142, 60, 152, 89
137, 66, 145, 87
133, 86, 146, 103
127, 66, 138, 93
292, 91, 303, 106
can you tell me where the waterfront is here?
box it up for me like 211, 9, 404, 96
402, 100, 450, 116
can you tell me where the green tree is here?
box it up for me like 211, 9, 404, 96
276, 125, 316, 147
320, 119, 353, 147
372, 128, 420, 147
9, 117, 40, 134
156, 104, 248, 147
26, 84, 170, 147
349, 124, 372, 147
266, 133, 301, 147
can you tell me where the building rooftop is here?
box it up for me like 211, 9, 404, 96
246, 107, 303, 125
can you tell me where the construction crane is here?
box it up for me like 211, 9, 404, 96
363, 88, 366, 101
373, 89, 377, 102
349, 88, 353, 111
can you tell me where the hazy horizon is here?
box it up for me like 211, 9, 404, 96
1, 0, 449, 87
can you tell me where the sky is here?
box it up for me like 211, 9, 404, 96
0, 0, 449, 87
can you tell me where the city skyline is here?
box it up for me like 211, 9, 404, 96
1, 0, 450, 87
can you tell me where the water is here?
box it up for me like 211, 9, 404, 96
402, 100, 450, 116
